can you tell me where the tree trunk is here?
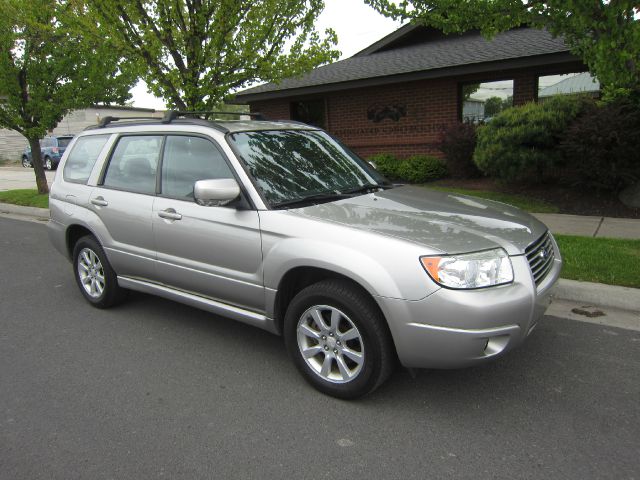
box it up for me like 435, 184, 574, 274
27, 136, 49, 195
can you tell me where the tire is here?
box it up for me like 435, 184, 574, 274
22, 156, 31, 168
44, 156, 53, 170
284, 279, 395, 399
72, 235, 126, 308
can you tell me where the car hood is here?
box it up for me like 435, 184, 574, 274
291, 186, 548, 255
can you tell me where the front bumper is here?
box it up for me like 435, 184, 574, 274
376, 251, 561, 369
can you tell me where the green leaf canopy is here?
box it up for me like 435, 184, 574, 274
79, 0, 340, 110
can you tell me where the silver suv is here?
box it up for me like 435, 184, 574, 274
48, 112, 561, 398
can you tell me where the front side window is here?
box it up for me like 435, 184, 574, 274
161, 136, 233, 199
103, 136, 162, 195
63, 135, 110, 184
228, 130, 388, 207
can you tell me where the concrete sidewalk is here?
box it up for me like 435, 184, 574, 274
532, 213, 640, 240
0, 166, 56, 191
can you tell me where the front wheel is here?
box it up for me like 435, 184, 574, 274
284, 280, 395, 399
22, 156, 31, 168
72, 235, 126, 308
44, 156, 53, 170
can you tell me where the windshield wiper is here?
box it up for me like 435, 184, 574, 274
271, 191, 349, 210
340, 183, 394, 195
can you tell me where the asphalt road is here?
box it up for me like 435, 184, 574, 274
1, 217, 639, 480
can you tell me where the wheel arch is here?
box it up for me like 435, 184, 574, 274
66, 224, 99, 259
273, 267, 398, 360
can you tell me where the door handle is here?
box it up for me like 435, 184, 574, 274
158, 208, 182, 221
90, 197, 108, 207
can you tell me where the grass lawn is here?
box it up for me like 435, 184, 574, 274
555, 235, 640, 288
424, 185, 559, 213
0, 189, 49, 209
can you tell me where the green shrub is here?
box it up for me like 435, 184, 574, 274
439, 122, 480, 178
367, 153, 400, 179
367, 153, 447, 183
559, 97, 640, 192
397, 155, 447, 183
474, 95, 594, 182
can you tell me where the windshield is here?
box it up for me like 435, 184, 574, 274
228, 129, 389, 207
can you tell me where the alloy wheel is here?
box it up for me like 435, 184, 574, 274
296, 305, 365, 383
77, 247, 105, 299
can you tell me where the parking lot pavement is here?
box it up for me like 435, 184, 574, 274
1, 216, 639, 480
0, 166, 56, 191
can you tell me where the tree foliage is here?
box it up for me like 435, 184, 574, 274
560, 97, 640, 192
78, 0, 340, 111
365, 0, 640, 94
0, 0, 136, 193
484, 96, 511, 117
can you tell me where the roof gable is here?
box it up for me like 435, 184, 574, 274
353, 24, 474, 57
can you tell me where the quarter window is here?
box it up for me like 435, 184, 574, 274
63, 135, 110, 184
161, 136, 233, 199
103, 136, 162, 195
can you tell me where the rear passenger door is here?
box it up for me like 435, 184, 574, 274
152, 135, 264, 313
89, 135, 162, 280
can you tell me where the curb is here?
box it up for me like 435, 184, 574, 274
555, 279, 640, 313
0, 203, 49, 221
1, 202, 639, 313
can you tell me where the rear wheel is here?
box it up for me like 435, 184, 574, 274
284, 279, 395, 399
22, 156, 31, 168
44, 156, 53, 170
72, 235, 126, 308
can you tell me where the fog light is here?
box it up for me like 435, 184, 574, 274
483, 335, 510, 356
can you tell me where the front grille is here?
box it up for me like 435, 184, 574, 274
525, 231, 555, 286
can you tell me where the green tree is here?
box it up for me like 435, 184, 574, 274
79, 0, 340, 111
484, 96, 506, 117
365, 0, 640, 95
0, 0, 136, 194
462, 83, 480, 101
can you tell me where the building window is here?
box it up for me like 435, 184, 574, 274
291, 99, 326, 128
460, 80, 514, 123
538, 72, 600, 102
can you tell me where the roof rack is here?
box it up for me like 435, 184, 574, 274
162, 110, 266, 122
97, 115, 159, 128
87, 110, 268, 131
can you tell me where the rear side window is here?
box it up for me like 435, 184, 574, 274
63, 135, 110, 184
103, 136, 162, 195
161, 136, 233, 199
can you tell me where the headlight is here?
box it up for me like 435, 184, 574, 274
420, 248, 514, 289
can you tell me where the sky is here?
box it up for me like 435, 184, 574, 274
129, 0, 401, 110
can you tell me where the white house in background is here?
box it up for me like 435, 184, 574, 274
538, 72, 600, 99
462, 98, 485, 123
0, 106, 164, 163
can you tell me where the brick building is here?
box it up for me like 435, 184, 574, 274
233, 24, 588, 159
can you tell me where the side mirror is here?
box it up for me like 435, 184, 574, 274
194, 178, 241, 207
368, 161, 377, 170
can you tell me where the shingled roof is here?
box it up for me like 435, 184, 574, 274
234, 25, 578, 103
